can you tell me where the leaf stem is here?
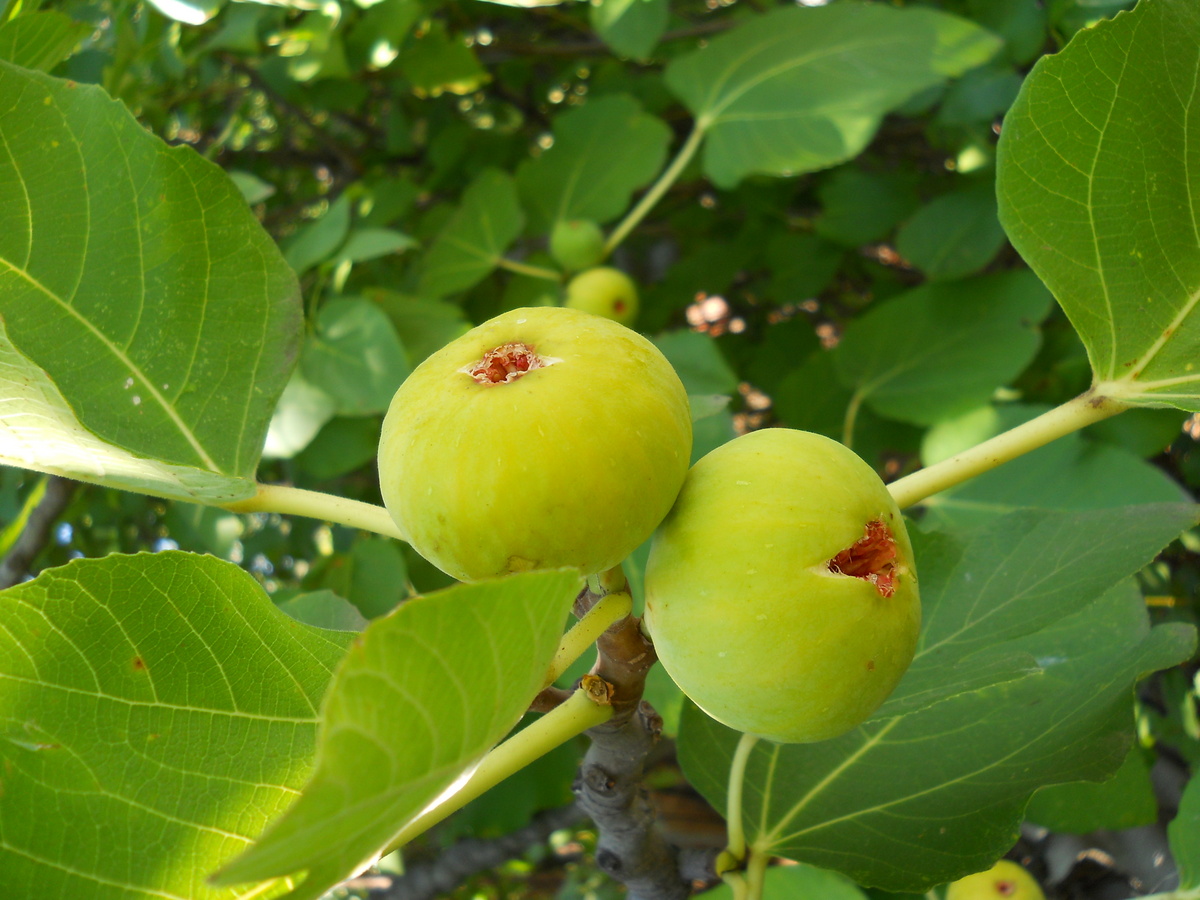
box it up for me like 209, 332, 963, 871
221, 484, 404, 541
842, 389, 865, 451
744, 847, 769, 900
383, 685, 613, 853
887, 389, 1129, 510
722, 732, 760, 866
494, 256, 563, 282
604, 123, 707, 257
545, 591, 632, 686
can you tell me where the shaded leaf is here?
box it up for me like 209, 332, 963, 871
399, 21, 488, 97
654, 329, 738, 396
276, 589, 370, 632
0, 64, 301, 478
816, 168, 920, 247
418, 169, 524, 297
835, 270, 1053, 427
0, 552, 353, 899
703, 862, 868, 900
1172, 767, 1200, 890
665, 4, 1001, 187
895, 182, 1007, 281
516, 95, 671, 231
285, 195, 352, 276
1025, 745, 1157, 833
879, 504, 1200, 718
213, 569, 582, 899
333, 228, 417, 265
997, 0, 1200, 411
261, 371, 337, 460
300, 298, 410, 416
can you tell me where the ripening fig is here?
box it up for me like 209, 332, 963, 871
378, 306, 691, 582
946, 861, 1046, 900
550, 218, 606, 271
643, 428, 920, 743
564, 266, 639, 326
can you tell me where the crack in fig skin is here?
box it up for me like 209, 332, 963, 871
462, 342, 549, 384
827, 518, 899, 597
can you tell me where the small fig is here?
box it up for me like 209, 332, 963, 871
643, 428, 920, 743
378, 306, 691, 582
946, 861, 1045, 900
564, 266, 639, 326
549, 218, 606, 271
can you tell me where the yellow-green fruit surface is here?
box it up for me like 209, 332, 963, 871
946, 861, 1045, 900
550, 219, 606, 271
564, 267, 639, 326
644, 428, 920, 743
379, 306, 691, 582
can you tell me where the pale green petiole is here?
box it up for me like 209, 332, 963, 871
887, 389, 1129, 510
719, 731, 760, 870
604, 123, 708, 257
545, 590, 633, 686
382, 685, 612, 855
494, 256, 563, 282
222, 483, 405, 540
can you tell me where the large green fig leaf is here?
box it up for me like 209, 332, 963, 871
212, 568, 582, 900
516, 94, 671, 231
997, 0, 1200, 411
664, 3, 1001, 187
417, 168, 525, 298
1173, 770, 1200, 890
0, 63, 301, 499
0, 552, 354, 899
678, 505, 1199, 893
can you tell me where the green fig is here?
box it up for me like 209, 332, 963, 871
378, 306, 691, 582
550, 218, 606, 271
643, 428, 920, 743
564, 266, 639, 326
946, 861, 1046, 900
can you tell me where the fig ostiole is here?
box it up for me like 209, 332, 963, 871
378, 306, 692, 583
643, 428, 920, 744
946, 861, 1045, 900
564, 266, 639, 326
550, 218, 606, 272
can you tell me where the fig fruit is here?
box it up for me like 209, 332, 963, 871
378, 306, 691, 582
564, 266, 639, 326
946, 861, 1045, 900
549, 218, 606, 271
643, 428, 920, 743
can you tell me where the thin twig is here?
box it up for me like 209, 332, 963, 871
0, 476, 77, 589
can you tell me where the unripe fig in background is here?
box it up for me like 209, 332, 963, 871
378, 306, 691, 582
564, 266, 639, 326
549, 218, 606, 271
644, 428, 920, 743
947, 861, 1045, 900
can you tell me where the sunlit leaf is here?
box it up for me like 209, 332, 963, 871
0, 64, 301, 482
0, 552, 353, 899
213, 569, 582, 900
997, 0, 1200, 411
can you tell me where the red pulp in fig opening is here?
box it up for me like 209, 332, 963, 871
827, 519, 899, 597
995, 881, 1016, 897
467, 342, 545, 385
